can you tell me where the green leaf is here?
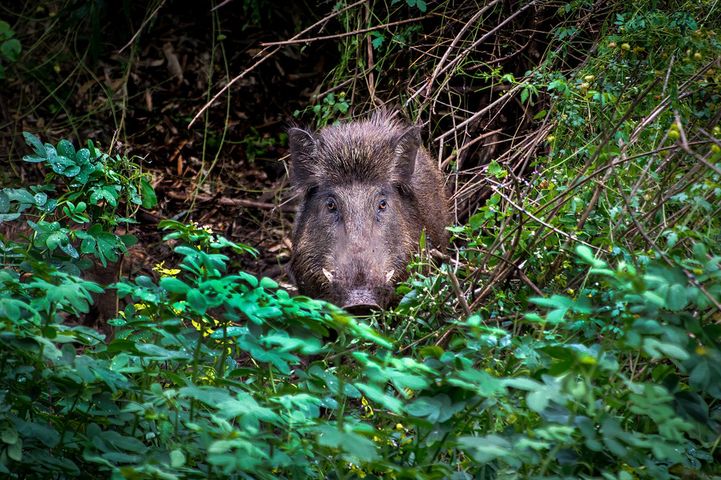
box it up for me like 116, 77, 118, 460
57, 139, 75, 159
140, 178, 157, 209
1, 427, 18, 445
135, 344, 192, 361
405, 394, 463, 423
186, 288, 208, 314
576, 245, 606, 267
0, 191, 9, 213
75, 148, 90, 165
1, 38, 21, 61
160, 276, 190, 294
0, 20, 12, 38
458, 435, 511, 463
643, 338, 689, 361
34, 192, 48, 206
666, 284, 688, 311
179, 386, 234, 406
13, 418, 60, 448
689, 360, 710, 389
526, 389, 551, 412
315, 424, 379, 462
7, 438, 22, 461
355, 383, 403, 413
260, 277, 278, 289
370, 31, 385, 49
169, 449, 185, 468
335, 101, 349, 114
487, 160, 508, 179
89, 185, 119, 206
60, 241, 79, 259
46, 231, 67, 250
23, 132, 46, 158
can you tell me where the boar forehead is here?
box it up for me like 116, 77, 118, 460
314, 123, 399, 184
330, 183, 387, 210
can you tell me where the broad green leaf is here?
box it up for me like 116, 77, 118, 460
315, 424, 379, 462
160, 276, 190, 294
186, 288, 208, 314
23, 132, 45, 157
487, 160, 508, 179
1, 427, 18, 445
576, 245, 606, 267
57, 139, 75, 159
140, 178, 157, 208
1, 38, 21, 61
458, 435, 511, 463
170, 449, 186, 468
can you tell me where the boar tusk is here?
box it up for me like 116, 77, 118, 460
322, 268, 334, 283
385, 269, 395, 283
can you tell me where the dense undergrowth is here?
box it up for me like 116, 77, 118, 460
2, 0, 721, 479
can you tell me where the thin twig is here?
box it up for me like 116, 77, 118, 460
189, 0, 366, 128
118, 1, 166, 53
165, 190, 292, 212
489, 185, 602, 251
431, 248, 471, 317
259, 16, 426, 47
424, 0, 502, 97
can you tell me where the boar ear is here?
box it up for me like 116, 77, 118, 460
393, 126, 420, 183
288, 127, 318, 189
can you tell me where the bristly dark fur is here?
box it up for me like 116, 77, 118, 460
287, 109, 450, 309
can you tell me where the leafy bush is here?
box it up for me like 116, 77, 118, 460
2, 2, 721, 479
0, 19, 21, 79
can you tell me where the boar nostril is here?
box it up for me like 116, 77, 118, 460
322, 268, 335, 283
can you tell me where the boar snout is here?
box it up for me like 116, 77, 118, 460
342, 288, 381, 314
329, 254, 394, 311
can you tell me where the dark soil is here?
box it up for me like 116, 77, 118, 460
1, 1, 345, 287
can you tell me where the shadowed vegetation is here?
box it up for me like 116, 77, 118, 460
1, 0, 721, 478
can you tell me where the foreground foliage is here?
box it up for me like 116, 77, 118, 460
2, 1, 721, 479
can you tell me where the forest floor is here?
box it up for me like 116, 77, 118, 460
1, 2, 341, 288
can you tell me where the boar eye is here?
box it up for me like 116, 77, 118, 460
326, 198, 337, 212
378, 199, 388, 211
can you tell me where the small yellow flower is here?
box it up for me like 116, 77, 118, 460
361, 396, 374, 418
395, 423, 404, 431
153, 261, 181, 277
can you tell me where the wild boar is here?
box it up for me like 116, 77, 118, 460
287, 111, 450, 312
